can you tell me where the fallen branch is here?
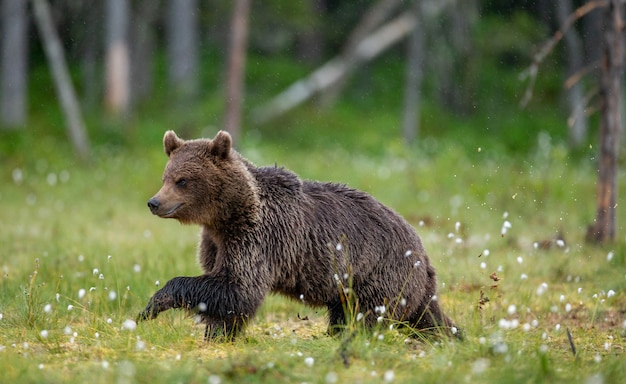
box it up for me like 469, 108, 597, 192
251, 11, 417, 125
520, 0, 608, 107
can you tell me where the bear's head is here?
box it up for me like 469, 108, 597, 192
147, 130, 260, 228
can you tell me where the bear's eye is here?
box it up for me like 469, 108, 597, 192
175, 178, 187, 187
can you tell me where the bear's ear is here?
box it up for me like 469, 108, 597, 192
163, 130, 184, 157
209, 130, 232, 159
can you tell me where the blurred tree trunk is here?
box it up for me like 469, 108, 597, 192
555, 0, 588, 148
223, 0, 250, 143
80, 1, 101, 111
105, 0, 131, 117
1, 0, 28, 128
587, 0, 623, 243
131, 0, 161, 105
32, 0, 90, 161
402, 0, 424, 145
295, 0, 326, 65
166, 0, 199, 103
319, 0, 403, 107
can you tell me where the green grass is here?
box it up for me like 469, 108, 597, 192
0, 133, 624, 383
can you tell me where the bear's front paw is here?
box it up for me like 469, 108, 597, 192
137, 277, 191, 321
137, 289, 177, 321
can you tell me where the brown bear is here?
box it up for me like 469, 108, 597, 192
138, 130, 457, 340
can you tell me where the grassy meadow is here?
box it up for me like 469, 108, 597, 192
1, 120, 625, 383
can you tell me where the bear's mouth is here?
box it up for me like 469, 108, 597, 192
161, 203, 184, 218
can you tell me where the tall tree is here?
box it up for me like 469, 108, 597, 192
555, 0, 588, 148
31, 0, 90, 161
105, 0, 131, 117
131, 0, 161, 105
587, 0, 624, 243
223, 0, 251, 143
1, 0, 28, 128
402, 0, 424, 145
166, 0, 199, 102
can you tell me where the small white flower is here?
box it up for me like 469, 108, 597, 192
565, 303, 572, 312
536, 282, 548, 296
108, 291, 117, 301
507, 305, 516, 315
67, 304, 74, 311
555, 324, 561, 331
95, 332, 99, 339
384, 370, 395, 382
607, 290, 616, 298
304, 357, 314, 367
404, 250, 412, 257
559, 295, 565, 302
63, 326, 72, 335
44, 304, 52, 313
607, 251, 614, 262
325, 371, 339, 384
356, 313, 364, 321
92, 268, 99, 275
483, 249, 490, 257
78, 288, 86, 299
556, 239, 565, 247
377, 316, 384, 323
520, 273, 528, 280
107, 255, 112, 262
121, 319, 137, 331
40, 330, 48, 339
98, 274, 104, 280
133, 264, 141, 273
480, 262, 487, 269
516, 257, 523, 264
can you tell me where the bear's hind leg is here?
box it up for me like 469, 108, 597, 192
203, 316, 244, 341
327, 301, 347, 336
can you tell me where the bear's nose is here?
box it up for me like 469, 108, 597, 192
147, 198, 160, 214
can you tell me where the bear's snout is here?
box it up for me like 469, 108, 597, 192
147, 197, 160, 214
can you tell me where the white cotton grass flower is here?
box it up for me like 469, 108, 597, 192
325, 371, 339, 384
67, 304, 74, 311
480, 262, 487, 269
501, 220, 512, 236
40, 330, 49, 339
44, 304, 52, 314
507, 305, 516, 315
356, 313, 364, 321
208, 375, 221, 384
108, 291, 117, 301
607, 290, 616, 298
304, 357, 314, 367
607, 251, 614, 262
78, 288, 86, 299
404, 250, 412, 257
155, 280, 160, 287
536, 282, 548, 296
133, 264, 141, 273
121, 319, 137, 331
92, 268, 99, 276
455, 221, 461, 233
384, 370, 395, 382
